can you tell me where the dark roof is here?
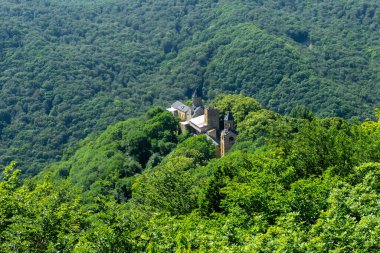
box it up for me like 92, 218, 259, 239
192, 106, 204, 117
192, 88, 201, 98
205, 134, 220, 146
224, 112, 234, 121
171, 101, 190, 112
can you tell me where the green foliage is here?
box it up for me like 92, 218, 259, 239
4, 97, 380, 250
0, 165, 87, 252
169, 135, 216, 166
2, 0, 380, 175
132, 135, 215, 215
287, 178, 330, 224
288, 104, 314, 121
40, 108, 179, 203
123, 129, 151, 165
209, 94, 261, 122
237, 109, 292, 146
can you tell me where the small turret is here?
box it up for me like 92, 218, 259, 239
192, 89, 202, 107
224, 112, 235, 130
220, 112, 237, 157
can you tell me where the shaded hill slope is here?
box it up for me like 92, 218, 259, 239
1, 0, 380, 174
2, 95, 380, 251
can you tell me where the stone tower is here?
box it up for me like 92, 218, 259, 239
220, 112, 237, 157
192, 89, 202, 107
204, 107, 220, 131
224, 112, 235, 130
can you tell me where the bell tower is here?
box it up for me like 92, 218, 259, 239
192, 89, 202, 107
224, 112, 235, 130
220, 112, 237, 157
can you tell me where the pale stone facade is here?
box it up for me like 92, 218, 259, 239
167, 90, 237, 157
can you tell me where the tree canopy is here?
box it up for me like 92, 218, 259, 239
1, 95, 380, 251
1, 0, 380, 175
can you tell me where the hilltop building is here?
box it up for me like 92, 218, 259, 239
167, 90, 237, 157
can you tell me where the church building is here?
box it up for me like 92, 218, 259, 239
167, 90, 238, 157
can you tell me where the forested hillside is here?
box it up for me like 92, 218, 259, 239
2, 95, 380, 252
1, 0, 380, 174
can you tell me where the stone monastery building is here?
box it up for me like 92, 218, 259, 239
167, 90, 237, 157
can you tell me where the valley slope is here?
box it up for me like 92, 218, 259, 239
1, 0, 379, 174
2, 95, 380, 252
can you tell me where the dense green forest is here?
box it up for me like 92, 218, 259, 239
1, 0, 380, 174
1, 94, 380, 252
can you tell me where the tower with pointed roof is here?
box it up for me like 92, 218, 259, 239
224, 112, 235, 130
220, 112, 237, 157
192, 88, 202, 107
